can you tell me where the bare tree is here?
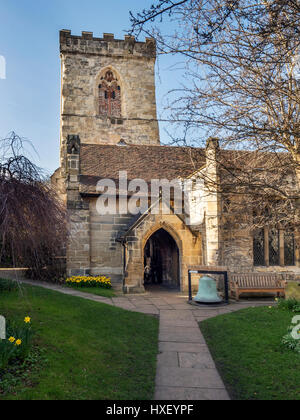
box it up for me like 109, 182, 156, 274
0, 132, 67, 281
130, 0, 300, 228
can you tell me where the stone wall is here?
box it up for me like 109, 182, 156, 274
60, 30, 160, 171
89, 198, 133, 290
220, 200, 300, 277
221, 216, 254, 272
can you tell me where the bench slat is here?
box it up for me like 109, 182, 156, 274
230, 272, 286, 301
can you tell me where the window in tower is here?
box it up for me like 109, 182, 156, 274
98, 70, 121, 118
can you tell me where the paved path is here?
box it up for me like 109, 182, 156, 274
18, 279, 273, 400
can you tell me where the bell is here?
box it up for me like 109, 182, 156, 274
194, 275, 222, 304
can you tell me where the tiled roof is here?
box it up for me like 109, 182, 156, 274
78, 143, 295, 195
79, 143, 206, 194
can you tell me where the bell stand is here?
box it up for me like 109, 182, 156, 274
188, 268, 230, 306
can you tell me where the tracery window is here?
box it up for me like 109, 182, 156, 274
253, 228, 295, 266
98, 70, 121, 118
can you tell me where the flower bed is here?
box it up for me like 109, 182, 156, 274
65, 276, 112, 289
0, 316, 33, 371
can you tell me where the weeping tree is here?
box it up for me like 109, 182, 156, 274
130, 0, 300, 229
0, 132, 67, 281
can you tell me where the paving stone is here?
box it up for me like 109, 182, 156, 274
157, 352, 179, 368
160, 310, 195, 321
159, 329, 206, 344
133, 305, 160, 315
160, 320, 199, 328
178, 352, 215, 369
112, 298, 128, 304
159, 342, 209, 353
163, 300, 186, 306
127, 298, 151, 305
170, 304, 194, 310
154, 386, 230, 400
192, 310, 220, 317
156, 366, 226, 389
147, 299, 169, 304
156, 305, 174, 310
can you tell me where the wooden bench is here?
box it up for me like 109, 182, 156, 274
230, 273, 286, 301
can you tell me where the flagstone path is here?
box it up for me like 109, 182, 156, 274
17, 279, 273, 400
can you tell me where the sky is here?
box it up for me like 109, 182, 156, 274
0, 0, 182, 174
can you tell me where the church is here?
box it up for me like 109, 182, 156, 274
52, 30, 300, 293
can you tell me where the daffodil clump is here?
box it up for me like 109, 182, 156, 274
66, 276, 112, 289
0, 316, 33, 370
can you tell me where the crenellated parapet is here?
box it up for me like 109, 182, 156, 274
60, 30, 156, 59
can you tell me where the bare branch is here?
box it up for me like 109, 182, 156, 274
0, 132, 68, 281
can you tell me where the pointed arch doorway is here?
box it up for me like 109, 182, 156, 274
144, 228, 180, 290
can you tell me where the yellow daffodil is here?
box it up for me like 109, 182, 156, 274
65, 275, 111, 289
15, 339, 22, 346
8, 337, 15, 343
24, 316, 31, 324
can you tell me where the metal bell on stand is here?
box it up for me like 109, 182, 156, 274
194, 275, 222, 304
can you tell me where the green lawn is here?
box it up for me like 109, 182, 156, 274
0, 283, 159, 400
200, 306, 300, 400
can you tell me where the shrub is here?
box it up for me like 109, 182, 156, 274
276, 298, 300, 313
65, 276, 112, 289
0, 132, 68, 283
0, 316, 33, 371
281, 327, 300, 354
0, 278, 18, 292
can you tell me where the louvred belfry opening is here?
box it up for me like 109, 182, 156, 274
98, 70, 121, 118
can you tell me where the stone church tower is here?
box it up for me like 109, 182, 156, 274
59, 30, 160, 169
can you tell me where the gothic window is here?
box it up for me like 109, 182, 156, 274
269, 229, 280, 266
98, 70, 121, 118
253, 229, 265, 266
284, 231, 295, 266
253, 228, 295, 266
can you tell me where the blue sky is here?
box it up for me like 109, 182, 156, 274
0, 0, 182, 173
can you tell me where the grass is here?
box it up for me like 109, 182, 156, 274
0, 283, 159, 400
286, 282, 300, 300
200, 306, 300, 400
0, 278, 18, 292
64, 285, 116, 298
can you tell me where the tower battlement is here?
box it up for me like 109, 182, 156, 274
59, 27, 160, 164
60, 30, 156, 58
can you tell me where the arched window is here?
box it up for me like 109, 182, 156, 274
253, 227, 295, 266
98, 69, 121, 118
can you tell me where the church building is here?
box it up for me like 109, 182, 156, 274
52, 30, 300, 293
